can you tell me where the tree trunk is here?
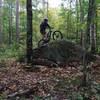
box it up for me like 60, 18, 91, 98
69, 0, 72, 36
86, 0, 96, 53
8, 2, 12, 45
90, 23, 96, 53
42, 0, 46, 17
0, 0, 3, 44
16, 0, 20, 43
46, 0, 49, 18
79, 0, 85, 47
26, 0, 33, 64
81, 0, 96, 89
86, 0, 91, 45
75, 0, 79, 43
90, 0, 96, 53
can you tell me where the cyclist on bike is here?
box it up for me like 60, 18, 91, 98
40, 18, 51, 41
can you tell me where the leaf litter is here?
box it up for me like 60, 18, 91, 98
0, 59, 100, 99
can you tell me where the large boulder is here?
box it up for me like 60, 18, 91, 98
32, 40, 96, 67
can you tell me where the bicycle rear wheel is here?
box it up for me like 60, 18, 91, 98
52, 31, 63, 40
38, 39, 49, 47
38, 39, 44, 47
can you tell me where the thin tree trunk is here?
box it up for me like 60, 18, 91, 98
46, 0, 49, 18
90, 23, 96, 53
16, 0, 20, 43
81, 0, 96, 90
86, 0, 96, 53
42, 0, 46, 17
8, 3, 12, 44
75, 0, 79, 43
79, 0, 87, 87
90, 0, 96, 53
86, 1, 91, 46
79, 0, 84, 47
69, 0, 72, 36
0, 0, 3, 44
26, 0, 33, 64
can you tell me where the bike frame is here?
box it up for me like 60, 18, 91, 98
45, 28, 53, 41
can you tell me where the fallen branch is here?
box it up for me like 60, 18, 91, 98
7, 88, 35, 99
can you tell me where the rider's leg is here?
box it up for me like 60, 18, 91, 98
42, 31, 48, 41
44, 33, 48, 41
42, 34, 45, 40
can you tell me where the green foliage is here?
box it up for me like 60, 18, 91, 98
1, 0, 100, 50
0, 0, 100, 53
0, 43, 25, 61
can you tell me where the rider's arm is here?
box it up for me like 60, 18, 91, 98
47, 23, 51, 29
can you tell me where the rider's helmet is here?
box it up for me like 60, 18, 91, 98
44, 18, 48, 22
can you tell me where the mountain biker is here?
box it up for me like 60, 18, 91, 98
40, 18, 51, 41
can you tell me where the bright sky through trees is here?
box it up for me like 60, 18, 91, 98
48, 0, 62, 8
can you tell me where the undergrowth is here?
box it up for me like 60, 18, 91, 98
0, 43, 25, 61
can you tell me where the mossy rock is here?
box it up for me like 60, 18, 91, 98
32, 40, 96, 66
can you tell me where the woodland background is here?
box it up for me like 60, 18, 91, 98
0, 0, 100, 99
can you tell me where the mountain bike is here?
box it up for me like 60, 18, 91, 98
38, 28, 63, 47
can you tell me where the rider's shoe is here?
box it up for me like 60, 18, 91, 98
42, 43, 48, 46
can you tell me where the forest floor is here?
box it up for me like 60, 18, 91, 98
0, 59, 100, 100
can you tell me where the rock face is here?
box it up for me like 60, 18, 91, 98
32, 40, 96, 67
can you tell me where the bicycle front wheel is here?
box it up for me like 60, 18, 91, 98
52, 31, 63, 40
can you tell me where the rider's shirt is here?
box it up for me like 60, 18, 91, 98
40, 21, 50, 34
